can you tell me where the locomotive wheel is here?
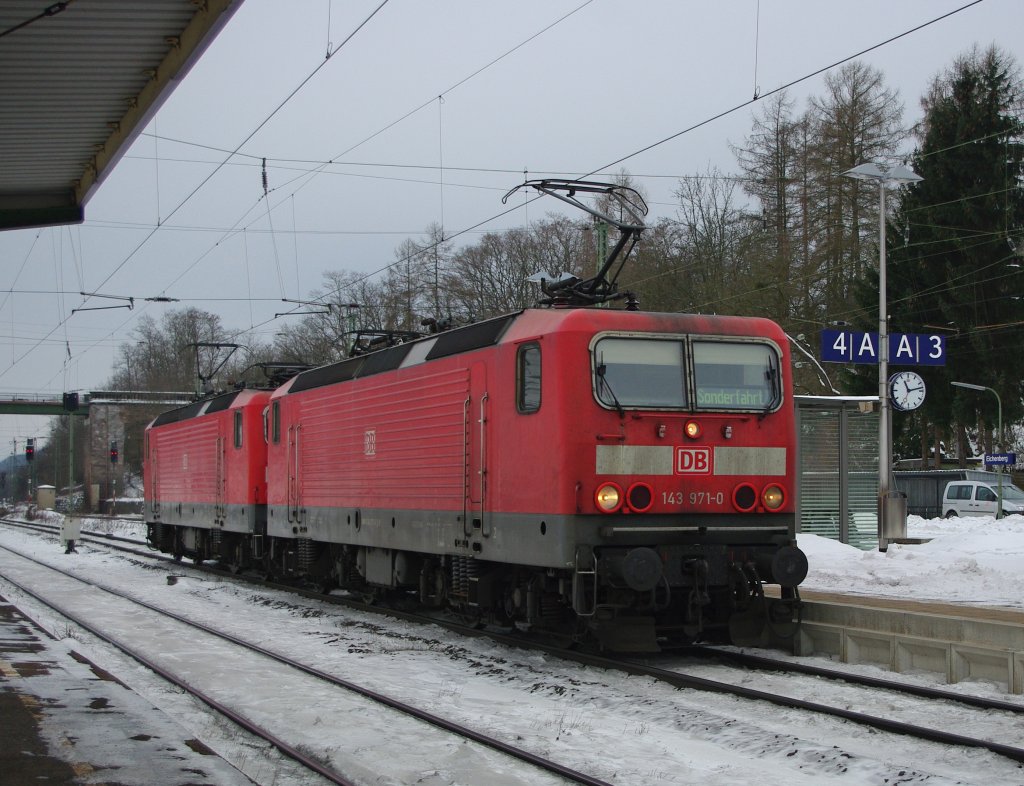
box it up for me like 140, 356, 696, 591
764, 588, 803, 640
451, 605, 485, 629
306, 575, 334, 595
419, 560, 447, 609
728, 594, 767, 646
534, 616, 588, 650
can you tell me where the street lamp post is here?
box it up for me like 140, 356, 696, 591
951, 381, 1004, 518
842, 162, 922, 549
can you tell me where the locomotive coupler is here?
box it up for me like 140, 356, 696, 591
681, 558, 710, 631
728, 562, 763, 610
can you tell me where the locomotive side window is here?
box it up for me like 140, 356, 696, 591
517, 343, 541, 413
593, 338, 686, 408
692, 341, 780, 411
271, 401, 281, 443
233, 411, 243, 448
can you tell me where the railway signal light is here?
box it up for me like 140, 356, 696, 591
110, 440, 118, 464
62, 391, 79, 411
25, 438, 34, 462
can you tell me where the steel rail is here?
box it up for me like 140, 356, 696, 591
0, 550, 355, 785
0, 540, 613, 786
7, 518, 1024, 764
685, 644, 1024, 715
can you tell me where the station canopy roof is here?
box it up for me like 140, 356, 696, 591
0, 0, 243, 232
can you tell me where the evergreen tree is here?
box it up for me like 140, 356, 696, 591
886, 45, 1024, 460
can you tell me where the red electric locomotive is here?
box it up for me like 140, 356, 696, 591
144, 388, 272, 567
262, 306, 805, 648
144, 180, 806, 650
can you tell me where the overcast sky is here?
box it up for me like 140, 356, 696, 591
0, 0, 1019, 450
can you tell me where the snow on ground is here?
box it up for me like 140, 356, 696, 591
23, 505, 1024, 609
798, 514, 1024, 608
3, 510, 1024, 784
56, 507, 1024, 609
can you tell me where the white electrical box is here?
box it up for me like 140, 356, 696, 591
60, 517, 81, 550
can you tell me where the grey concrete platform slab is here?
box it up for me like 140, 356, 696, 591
0, 593, 256, 785
766, 588, 1024, 693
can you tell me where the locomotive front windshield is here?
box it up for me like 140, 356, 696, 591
594, 338, 687, 407
593, 336, 780, 412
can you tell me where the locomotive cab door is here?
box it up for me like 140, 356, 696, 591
287, 423, 303, 524
465, 363, 489, 537
148, 433, 161, 519
214, 433, 226, 524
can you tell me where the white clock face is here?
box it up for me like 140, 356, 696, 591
890, 371, 926, 411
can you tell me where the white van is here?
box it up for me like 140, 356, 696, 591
942, 480, 1024, 518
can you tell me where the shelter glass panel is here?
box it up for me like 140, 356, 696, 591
797, 398, 879, 549
799, 408, 841, 541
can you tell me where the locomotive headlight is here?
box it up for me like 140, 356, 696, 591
684, 420, 702, 439
761, 484, 786, 511
595, 482, 623, 513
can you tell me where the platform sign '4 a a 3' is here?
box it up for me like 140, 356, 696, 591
820, 329, 945, 366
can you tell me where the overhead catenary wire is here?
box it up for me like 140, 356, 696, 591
578, 0, 985, 179
283, 0, 991, 316
26, 1, 600, 381
261, 0, 597, 202
6, 0, 1000, 393
82, 0, 392, 301
751, 0, 761, 100
0, 1, 394, 389
0, 0, 73, 39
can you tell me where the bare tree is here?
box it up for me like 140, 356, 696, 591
445, 215, 592, 319
733, 92, 807, 322
109, 308, 234, 393
384, 223, 454, 331
808, 62, 905, 319
672, 167, 752, 311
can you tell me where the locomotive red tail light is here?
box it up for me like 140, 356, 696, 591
626, 482, 654, 513
761, 483, 786, 511
684, 420, 702, 439
595, 482, 623, 513
732, 483, 757, 512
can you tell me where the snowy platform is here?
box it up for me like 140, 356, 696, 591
0, 593, 255, 785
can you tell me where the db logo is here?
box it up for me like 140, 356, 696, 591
364, 429, 377, 456
675, 447, 711, 474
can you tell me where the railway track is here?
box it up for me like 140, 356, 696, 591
0, 537, 613, 786
5, 517, 1024, 780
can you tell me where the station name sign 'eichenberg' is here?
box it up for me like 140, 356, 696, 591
820, 329, 946, 366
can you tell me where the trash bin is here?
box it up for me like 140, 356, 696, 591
879, 490, 908, 550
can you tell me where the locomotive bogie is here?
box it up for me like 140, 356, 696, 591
355, 546, 423, 588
